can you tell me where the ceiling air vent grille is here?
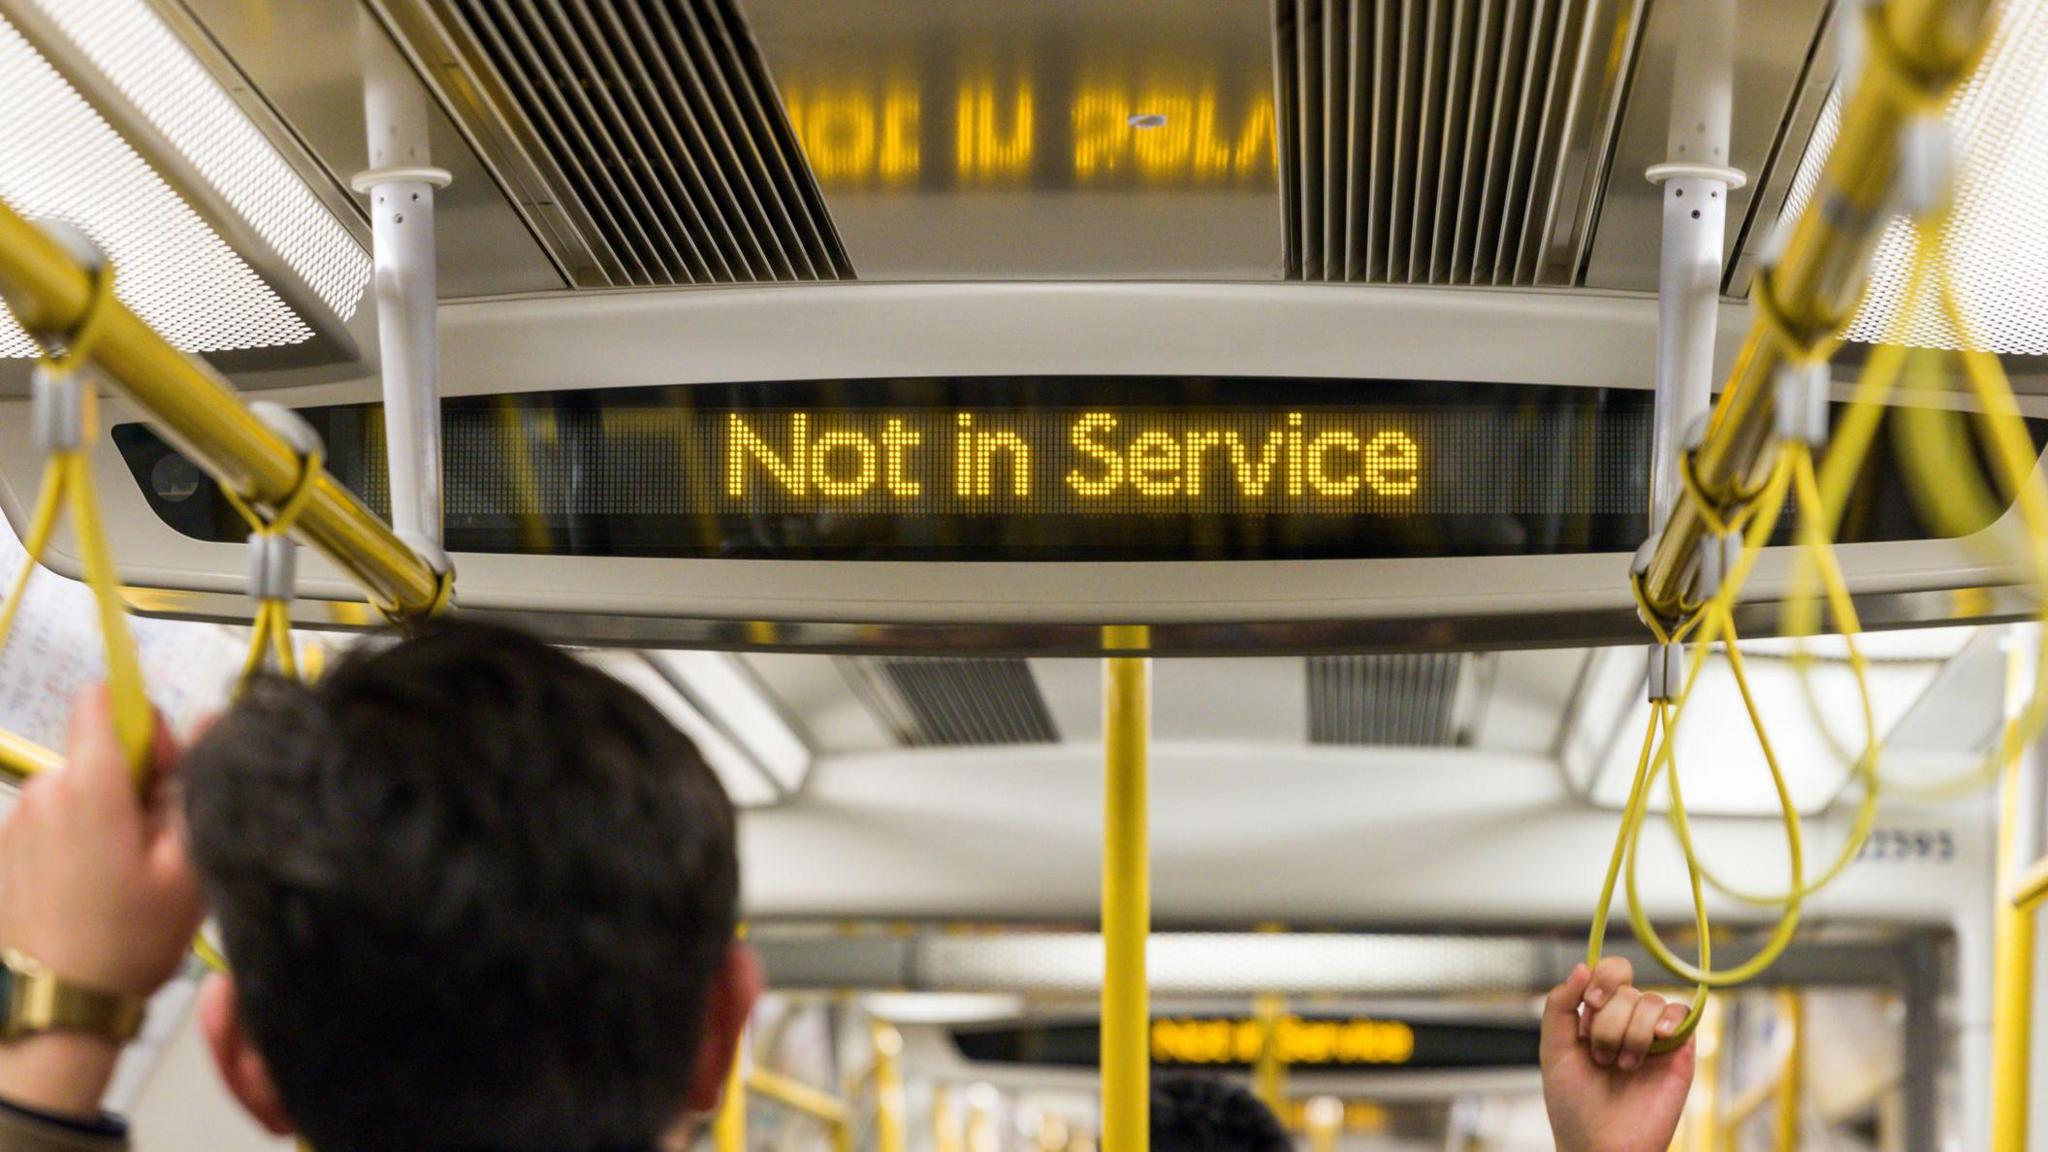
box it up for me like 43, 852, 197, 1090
424, 0, 850, 286
843, 658, 1059, 748
1308, 654, 1468, 746
1274, 0, 1637, 286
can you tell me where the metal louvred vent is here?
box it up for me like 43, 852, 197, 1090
1308, 654, 1472, 746
842, 658, 1059, 747
420, 0, 851, 286
1274, 0, 1639, 286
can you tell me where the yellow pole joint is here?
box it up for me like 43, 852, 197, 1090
0, 204, 445, 619
1251, 992, 1287, 1117
871, 1019, 908, 1152
1101, 624, 1151, 1152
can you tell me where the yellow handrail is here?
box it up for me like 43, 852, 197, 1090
0, 203, 445, 619
1635, 0, 1998, 617
1101, 624, 1150, 1152
748, 1069, 854, 1152
0, 729, 60, 778
2014, 857, 2048, 913
714, 1049, 746, 1152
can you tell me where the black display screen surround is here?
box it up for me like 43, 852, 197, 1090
114, 375, 2027, 562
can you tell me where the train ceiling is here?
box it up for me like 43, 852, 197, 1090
112, 0, 1834, 303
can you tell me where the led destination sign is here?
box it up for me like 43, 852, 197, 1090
949, 1014, 1539, 1071
118, 376, 1657, 561
721, 410, 1424, 512
113, 375, 1674, 561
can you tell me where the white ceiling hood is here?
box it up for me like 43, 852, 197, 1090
1570, 630, 1979, 817
0, 0, 367, 363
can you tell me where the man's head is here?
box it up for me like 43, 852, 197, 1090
181, 620, 756, 1152
1150, 1077, 1293, 1152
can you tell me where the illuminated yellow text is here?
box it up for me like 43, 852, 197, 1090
1073, 88, 1276, 182
956, 82, 1033, 183
724, 411, 1421, 506
1065, 413, 1420, 499
1151, 1016, 1417, 1067
726, 414, 926, 498
784, 85, 920, 185
956, 412, 1030, 497
783, 79, 1275, 187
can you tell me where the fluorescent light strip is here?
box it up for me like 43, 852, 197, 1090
25, 0, 369, 321
1780, 4, 2048, 353
648, 651, 811, 792
916, 934, 1540, 996
577, 651, 780, 807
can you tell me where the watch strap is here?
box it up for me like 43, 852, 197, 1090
2, 952, 146, 1043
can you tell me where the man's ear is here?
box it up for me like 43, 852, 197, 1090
684, 943, 763, 1113
198, 973, 295, 1137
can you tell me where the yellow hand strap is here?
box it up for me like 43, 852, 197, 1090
220, 439, 324, 687
0, 261, 153, 784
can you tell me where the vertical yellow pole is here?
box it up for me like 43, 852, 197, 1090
872, 1020, 908, 1152
1305, 1096, 1342, 1152
1772, 991, 1803, 1152
1994, 638, 2036, 1152
933, 1085, 962, 1152
714, 1044, 747, 1152
1252, 992, 1287, 1116
1101, 625, 1151, 1152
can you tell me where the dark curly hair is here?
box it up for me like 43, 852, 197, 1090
182, 619, 738, 1152
1151, 1076, 1293, 1152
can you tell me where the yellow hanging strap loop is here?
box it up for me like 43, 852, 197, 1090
0, 254, 153, 784
1593, 449, 1799, 1052
218, 404, 326, 687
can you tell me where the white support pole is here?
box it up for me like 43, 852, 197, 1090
1646, 0, 1745, 536
353, 16, 451, 552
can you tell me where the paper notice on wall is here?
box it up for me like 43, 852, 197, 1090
0, 526, 246, 750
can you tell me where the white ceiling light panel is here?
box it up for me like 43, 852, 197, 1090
0, 0, 368, 358
1780, 2, 2048, 353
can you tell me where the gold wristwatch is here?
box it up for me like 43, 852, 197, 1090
0, 951, 146, 1043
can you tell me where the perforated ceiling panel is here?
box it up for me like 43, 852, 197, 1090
27, 0, 370, 320
0, 7, 364, 358
1775, 2, 2048, 354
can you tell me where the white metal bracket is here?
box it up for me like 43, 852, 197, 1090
1646, 0, 1746, 538
354, 13, 449, 551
